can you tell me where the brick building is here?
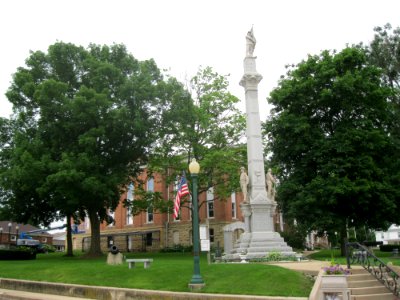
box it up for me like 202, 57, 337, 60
0, 221, 53, 247
72, 168, 253, 253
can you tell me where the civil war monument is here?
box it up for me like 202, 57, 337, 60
223, 28, 294, 260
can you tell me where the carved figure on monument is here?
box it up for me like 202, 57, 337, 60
240, 167, 249, 202
246, 26, 256, 57
266, 168, 276, 200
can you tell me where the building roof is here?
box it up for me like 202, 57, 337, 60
0, 221, 51, 236
52, 232, 66, 241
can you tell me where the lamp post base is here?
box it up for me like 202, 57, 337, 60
188, 282, 206, 291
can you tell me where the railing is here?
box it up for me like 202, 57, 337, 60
346, 242, 400, 297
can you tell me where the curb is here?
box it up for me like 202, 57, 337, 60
0, 278, 308, 300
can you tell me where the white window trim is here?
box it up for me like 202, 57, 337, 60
146, 178, 154, 223
231, 192, 237, 219
207, 187, 215, 219
126, 183, 134, 225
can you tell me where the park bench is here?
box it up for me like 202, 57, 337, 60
126, 258, 153, 269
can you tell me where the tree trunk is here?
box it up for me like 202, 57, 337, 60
87, 210, 102, 257
65, 215, 74, 257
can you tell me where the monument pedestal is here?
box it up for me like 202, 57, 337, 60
224, 201, 294, 261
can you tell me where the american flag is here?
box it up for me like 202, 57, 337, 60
173, 175, 190, 219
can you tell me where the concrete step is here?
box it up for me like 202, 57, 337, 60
350, 292, 394, 300
348, 274, 375, 281
348, 268, 370, 275
342, 267, 397, 300
350, 286, 391, 295
348, 280, 383, 288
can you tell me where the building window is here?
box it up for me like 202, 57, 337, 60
381, 233, 384, 239
173, 231, 180, 245
146, 233, 153, 246
147, 207, 154, 223
11, 235, 16, 241
41, 237, 47, 243
127, 236, 133, 251
126, 207, 133, 225
107, 210, 115, 227
147, 178, 154, 192
209, 228, 215, 243
147, 178, 154, 223
231, 192, 237, 219
126, 182, 134, 225
207, 187, 214, 218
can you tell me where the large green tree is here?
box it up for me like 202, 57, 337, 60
264, 47, 400, 255
367, 23, 400, 103
1, 42, 180, 256
366, 24, 400, 193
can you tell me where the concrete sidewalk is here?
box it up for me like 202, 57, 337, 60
270, 260, 331, 276
270, 259, 363, 276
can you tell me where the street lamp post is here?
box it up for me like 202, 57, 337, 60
8, 222, 12, 243
188, 158, 205, 290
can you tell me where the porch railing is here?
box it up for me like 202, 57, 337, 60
346, 242, 400, 297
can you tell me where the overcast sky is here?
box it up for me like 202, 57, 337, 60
1, 0, 399, 120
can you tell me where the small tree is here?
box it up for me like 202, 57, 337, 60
144, 66, 247, 215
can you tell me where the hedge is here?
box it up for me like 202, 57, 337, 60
379, 244, 400, 252
0, 248, 37, 260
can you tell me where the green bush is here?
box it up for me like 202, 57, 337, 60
0, 247, 37, 260
379, 244, 400, 252
159, 244, 193, 253
37, 244, 56, 253
280, 229, 306, 250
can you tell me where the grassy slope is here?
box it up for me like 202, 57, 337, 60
0, 252, 313, 297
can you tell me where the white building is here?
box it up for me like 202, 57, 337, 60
375, 225, 400, 245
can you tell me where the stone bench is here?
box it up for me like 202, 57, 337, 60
126, 258, 153, 269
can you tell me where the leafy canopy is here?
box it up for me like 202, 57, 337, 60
264, 47, 399, 239
145, 66, 247, 212
0, 42, 183, 256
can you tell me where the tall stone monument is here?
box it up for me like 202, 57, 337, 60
224, 28, 293, 260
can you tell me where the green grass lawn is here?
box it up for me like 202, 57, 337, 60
0, 251, 313, 297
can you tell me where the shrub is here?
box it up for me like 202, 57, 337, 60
362, 241, 383, 247
380, 244, 400, 252
37, 244, 56, 253
280, 228, 306, 250
266, 251, 283, 262
0, 247, 36, 260
160, 244, 193, 253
